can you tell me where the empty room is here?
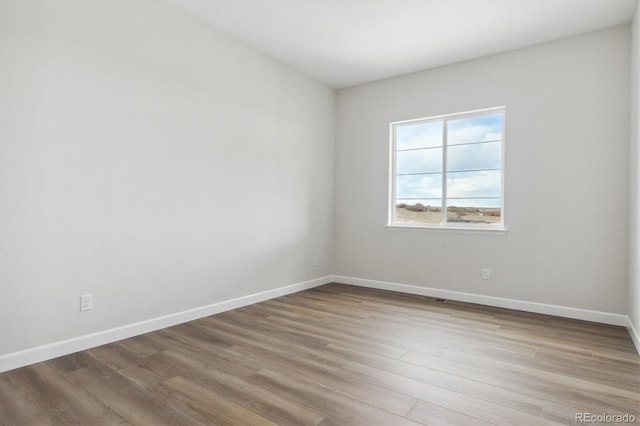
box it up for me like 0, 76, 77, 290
1, 0, 639, 424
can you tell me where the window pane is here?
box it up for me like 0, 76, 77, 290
446, 170, 501, 198
397, 148, 442, 174
447, 141, 501, 172
391, 108, 504, 228
396, 199, 442, 225
396, 174, 442, 199
446, 203, 501, 224
396, 120, 443, 150
448, 113, 502, 145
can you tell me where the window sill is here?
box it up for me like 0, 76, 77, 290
385, 224, 508, 234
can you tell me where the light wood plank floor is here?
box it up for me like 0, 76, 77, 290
0, 283, 638, 425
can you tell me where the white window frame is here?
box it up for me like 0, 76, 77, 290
387, 106, 506, 232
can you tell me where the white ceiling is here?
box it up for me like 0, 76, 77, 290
168, 0, 638, 89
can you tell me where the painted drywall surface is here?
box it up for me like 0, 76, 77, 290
630, 4, 640, 335
0, 0, 335, 355
335, 26, 630, 314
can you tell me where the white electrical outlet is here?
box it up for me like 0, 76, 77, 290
482, 268, 491, 280
312, 257, 318, 267
80, 294, 93, 312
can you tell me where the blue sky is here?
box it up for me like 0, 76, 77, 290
395, 113, 502, 208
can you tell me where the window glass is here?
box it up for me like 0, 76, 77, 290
396, 121, 443, 150
391, 108, 504, 228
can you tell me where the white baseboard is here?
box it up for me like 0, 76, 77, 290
627, 316, 640, 355
2, 274, 636, 372
0, 275, 332, 373
333, 275, 629, 327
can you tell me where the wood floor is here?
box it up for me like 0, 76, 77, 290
0, 283, 638, 426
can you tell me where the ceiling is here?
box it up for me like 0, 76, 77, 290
168, 0, 638, 89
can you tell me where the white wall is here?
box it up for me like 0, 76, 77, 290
335, 26, 630, 315
0, 0, 335, 357
629, 3, 640, 344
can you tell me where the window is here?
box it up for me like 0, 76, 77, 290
389, 107, 505, 229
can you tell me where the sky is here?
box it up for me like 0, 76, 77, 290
395, 112, 502, 208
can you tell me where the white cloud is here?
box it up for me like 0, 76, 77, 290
396, 174, 441, 199
396, 148, 442, 174
447, 170, 501, 198
447, 141, 501, 172
396, 121, 442, 150
448, 113, 502, 144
